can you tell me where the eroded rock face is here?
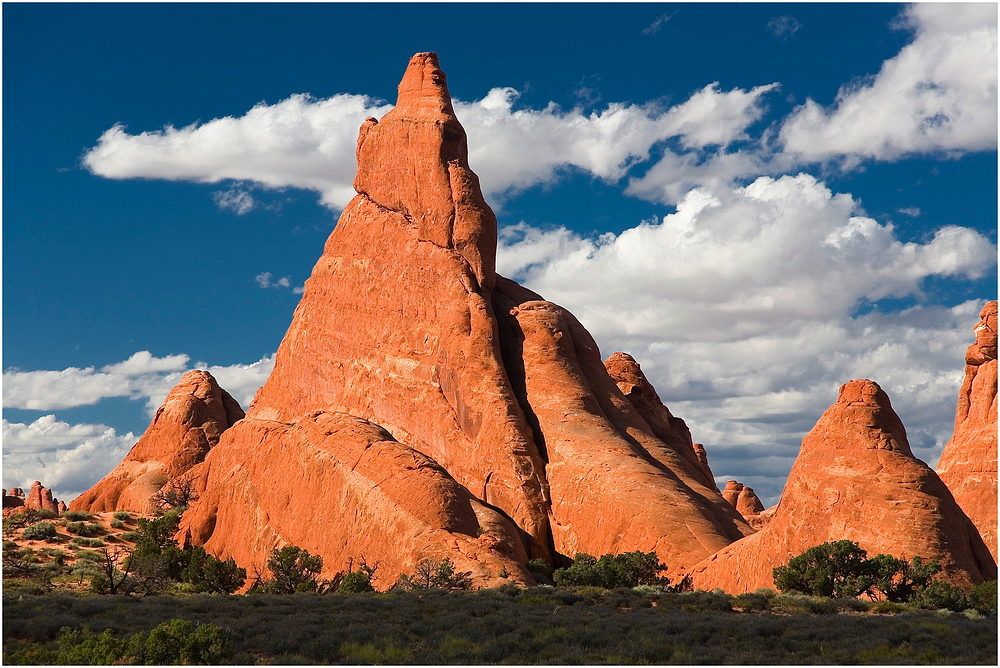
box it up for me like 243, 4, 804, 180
721, 481, 765, 521
689, 380, 996, 593
937, 301, 998, 560
71, 370, 244, 514
25, 481, 60, 514
604, 352, 718, 491
177, 53, 752, 586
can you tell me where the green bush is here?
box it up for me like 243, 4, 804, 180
396, 557, 473, 591
180, 547, 246, 594
110, 519, 126, 530
73, 549, 103, 561
910, 580, 971, 612
4, 620, 233, 665
553, 551, 668, 589
120, 532, 139, 543
772, 540, 873, 598
338, 562, 376, 594
70, 537, 104, 548
262, 545, 324, 594
967, 579, 998, 614
112, 511, 131, 522
65, 522, 104, 537
21, 522, 57, 541
526, 558, 554, 585
61, 511, 91, 522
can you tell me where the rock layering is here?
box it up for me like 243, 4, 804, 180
689, 380, 996, 593
176, 53, 751, 587
937, 301, 998, 560
71, 370, 244, 514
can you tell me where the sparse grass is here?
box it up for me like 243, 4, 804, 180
3, 587, 995, 665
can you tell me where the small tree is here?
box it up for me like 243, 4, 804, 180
772, 540, 875, 598
553, 551, 669, 589
150, 478, 199, 513
869, 554, 941, 602
91, 545, 136, 595
338, 558, 378, 594
181, 547, 246, 594
265, 546, 324, 594
397, 557, 473, 591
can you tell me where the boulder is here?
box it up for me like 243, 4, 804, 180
937, 301, 998, 560
177, 53, 751, 586
71, 370, 244, 513
688, 380, 996, 593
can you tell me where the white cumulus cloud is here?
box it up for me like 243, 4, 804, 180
2, 416, 136, 501
497, 175, 994, 505
82, 83, 778, 210
779, 3, 997, 165
3, 351, 274, 416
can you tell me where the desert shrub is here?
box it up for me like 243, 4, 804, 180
61, 511, 91, 522
180, 547, 246, 594
65, 521, 104, 537
110, 519, 126, 530
112, 511, 132, 522
21, 522, 57, 541
731, 592, 771, 612
34, 509, 59, 520
871, 600, 906, 614
261, 545, 324, 594
526, 558, 554, 585
4, 619, 232, 665
74, 549, 103, 561
120, 531, 139, 543
338, 562, 376, 594
870, 553, 941, 602
773, 540, 874, 598
396, 557, 473, 591
909, 580, 971, 612
71, 537, 105, 548
553, 551, 668, 589
967, 580, 997, 614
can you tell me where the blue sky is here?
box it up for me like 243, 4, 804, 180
3, 3, 997, 507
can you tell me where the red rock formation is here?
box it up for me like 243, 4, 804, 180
689, 380, 996, 593
25, 481, 59, 514
57, 501, 67, 514
3, 492, 25, 509
937, 301, 998, 560
7, 488, 25, 499
178, 53, 751, 586
604, 352, 718, 491
71, 370, 244, 514
721, 481, 765, 521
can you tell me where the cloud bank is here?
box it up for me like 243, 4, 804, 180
2, 352, 275, 499
497, 175, 994, 504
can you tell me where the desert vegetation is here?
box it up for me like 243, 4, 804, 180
3, 512, 996, 664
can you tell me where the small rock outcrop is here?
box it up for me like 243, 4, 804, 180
25, 481, 60, 514
937, 301, 997, 560
71, 370, 244, 513
722, 481, 765, 521
688, 380, 996, 593
175, 53, 752, 587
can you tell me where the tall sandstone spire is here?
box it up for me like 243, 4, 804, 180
937, 301, 998, 560
71, 370, 244, 514
177, 53, 750, 586
688, 379, 996, 593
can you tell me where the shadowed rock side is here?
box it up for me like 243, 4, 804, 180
604, 352, 719, 491
177, 52, 752, 584
937, 301, 998, 560
71, 370, 244, 514
689, 380, 996, 593
492, 279, 751, 577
